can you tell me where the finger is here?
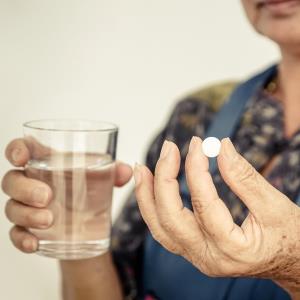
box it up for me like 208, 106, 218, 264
1, 170, 52, 207
153, 140, 205, 248
217, 138, 284, 219
5, 138, 30, 167
154, 141, 184, 213
114, 162, 133, 187
185, 136, 243, 242
9, 226, 38, 253
134, 164, 183, 254
5, 199, 53, 229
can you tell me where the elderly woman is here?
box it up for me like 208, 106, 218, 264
2, 0, 300, 299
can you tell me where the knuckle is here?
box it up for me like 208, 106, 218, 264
155, 177, 179, 191
160, 217, 176, 233
232, 157, 257, 184
28, 184, 51, 206
191, 195, 212, 215
239, 165, 257, 185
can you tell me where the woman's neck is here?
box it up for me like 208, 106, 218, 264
276, 49, 300, 138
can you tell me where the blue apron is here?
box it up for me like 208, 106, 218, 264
142, 65, 300, 300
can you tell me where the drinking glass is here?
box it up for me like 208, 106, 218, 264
23, 119, 118, 260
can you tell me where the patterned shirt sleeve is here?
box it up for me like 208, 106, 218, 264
111, 81, 238, 299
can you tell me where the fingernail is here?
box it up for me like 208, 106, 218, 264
188, 136, 200, 153
11, 148, 21, 164
32, 187, 49, 207
160, 140, 171, 159
134, 163, 142, 186
222, 138, 237, 159
35, 210, 53, 228
22, 239, 37, 252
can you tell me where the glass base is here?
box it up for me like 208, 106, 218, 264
37, 239, 110, 260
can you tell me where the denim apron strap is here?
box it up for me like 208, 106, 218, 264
142, 65, 293, 300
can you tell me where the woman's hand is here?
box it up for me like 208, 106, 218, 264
134, 137, 300, 299
1, 138, 132, 254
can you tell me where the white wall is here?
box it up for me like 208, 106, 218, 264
0, 1, 279, 299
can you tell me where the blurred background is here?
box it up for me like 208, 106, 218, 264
0, 0, 279, 299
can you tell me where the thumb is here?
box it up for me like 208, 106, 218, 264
217, 138, 284, 219
114, 162, 133, 187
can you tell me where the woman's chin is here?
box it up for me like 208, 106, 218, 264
268, 35, 300, 52
257, 18, 300, 50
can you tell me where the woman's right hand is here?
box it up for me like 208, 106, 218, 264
2, 138, 53, 253
1, 138, 133, 254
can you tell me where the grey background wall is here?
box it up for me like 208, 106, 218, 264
0, 1, 279, 299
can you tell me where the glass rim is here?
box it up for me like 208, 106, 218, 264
23, 119, 119, 133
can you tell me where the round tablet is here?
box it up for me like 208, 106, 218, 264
202, 137, 221, 158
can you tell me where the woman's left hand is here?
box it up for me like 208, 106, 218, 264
134, 137, 300, 299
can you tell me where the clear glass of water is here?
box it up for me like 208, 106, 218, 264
23, 119, 118, 260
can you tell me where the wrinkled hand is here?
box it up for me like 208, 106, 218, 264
134, 137, 300, 298
1, 138, 132, 253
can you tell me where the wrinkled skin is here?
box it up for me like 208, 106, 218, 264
134, 137, 300, 298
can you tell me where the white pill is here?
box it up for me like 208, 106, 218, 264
202, 137, 221, 158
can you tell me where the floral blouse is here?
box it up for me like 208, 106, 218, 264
111, 78, 300, 299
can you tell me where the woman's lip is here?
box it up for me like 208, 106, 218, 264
263, 0, 296, 3
257, 0, 299, 4
257, 0, 300, 15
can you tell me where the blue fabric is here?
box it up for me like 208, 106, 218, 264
143, 238, 290, 300
142, 65, 293, 300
